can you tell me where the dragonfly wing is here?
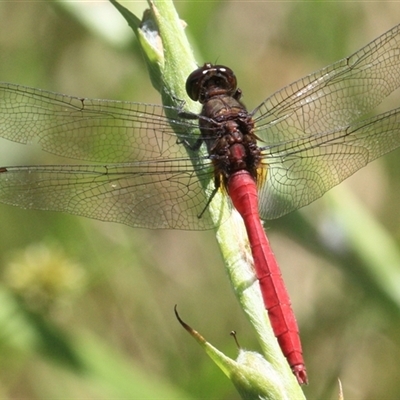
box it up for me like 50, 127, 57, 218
253, 24, 400, 143
258, 108, 400, 219
0, 160, 217, 230
0, 83, 220, 229
0, 83, 199, 163
252, 24, 400, 219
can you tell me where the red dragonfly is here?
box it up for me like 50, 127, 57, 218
1, 24, 400, 384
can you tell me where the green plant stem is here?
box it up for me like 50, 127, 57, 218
110, 0, 305, 397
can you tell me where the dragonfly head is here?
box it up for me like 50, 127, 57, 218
186, 63, 237, 104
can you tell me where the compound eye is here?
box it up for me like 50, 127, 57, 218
214, 66, 237, 94
185, 64, 237, 102
186, 65, 208, 101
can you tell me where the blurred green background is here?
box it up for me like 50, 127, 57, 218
1, 1, 400, 399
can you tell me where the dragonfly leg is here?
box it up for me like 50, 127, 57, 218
197, 184, 219, 219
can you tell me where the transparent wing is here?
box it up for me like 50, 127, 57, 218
0, 161, 217, 230
0, 83, 200, 163
253, 24, 400, 138
253, 24, 400, 219
0, 83, 219, 230
258, 109, 400, 219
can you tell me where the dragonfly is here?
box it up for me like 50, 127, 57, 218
2, 24, 400, 384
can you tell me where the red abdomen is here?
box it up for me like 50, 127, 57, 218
228, 170, 307, 384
